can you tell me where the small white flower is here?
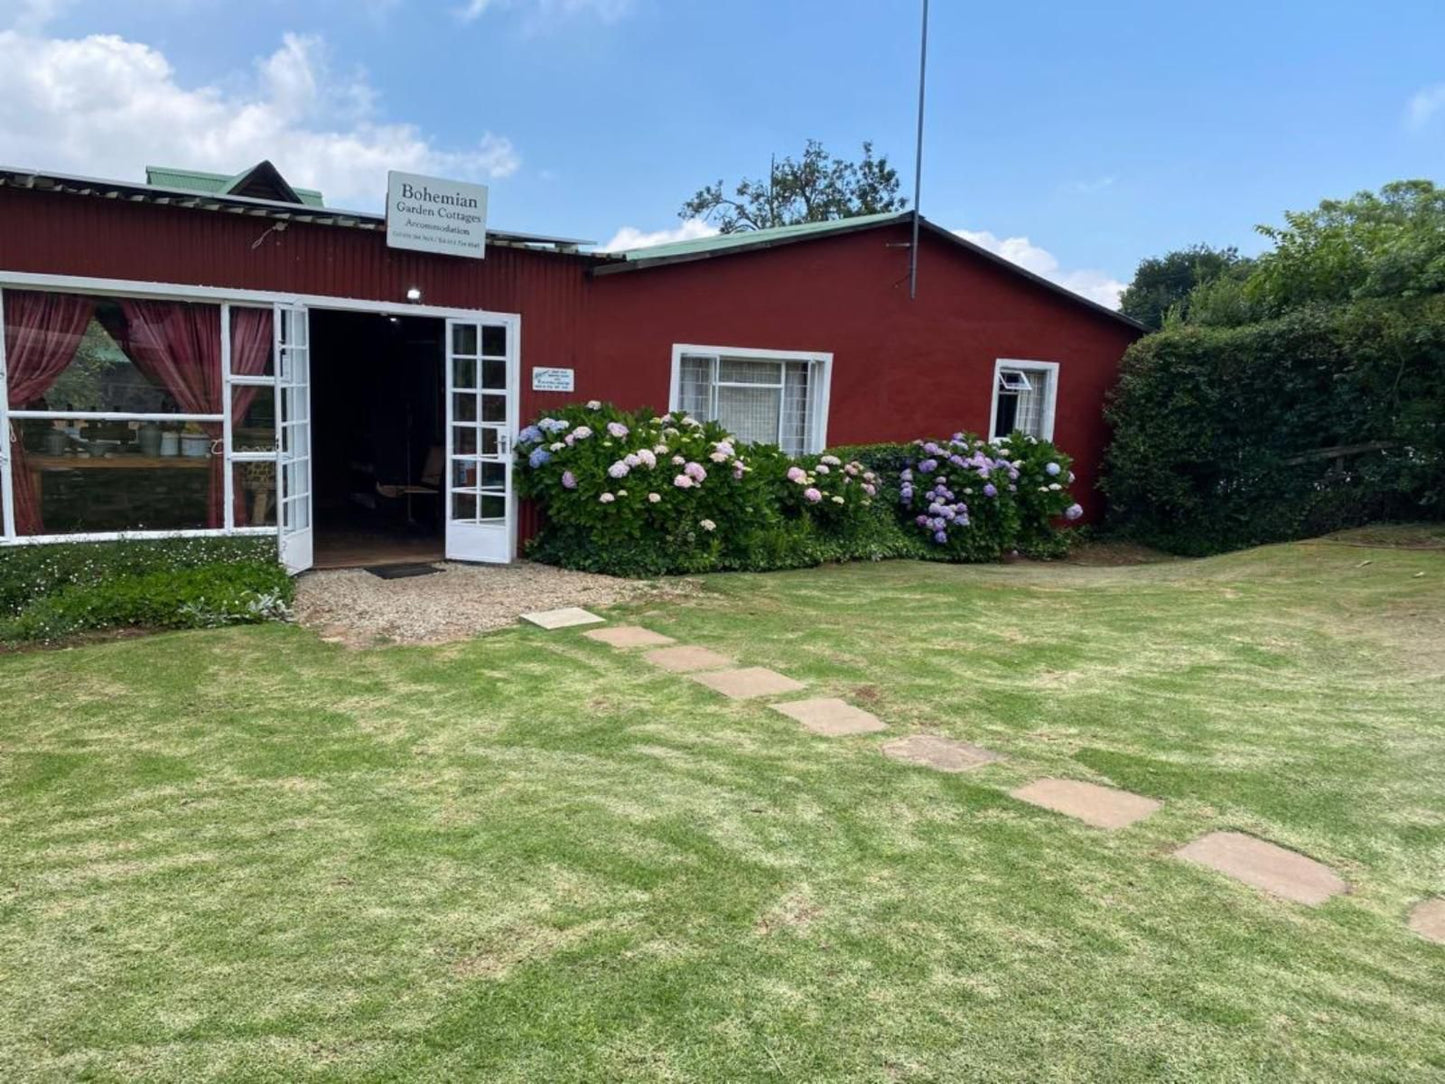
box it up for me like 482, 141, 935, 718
700, 518, 716, 531
586, 400, 602, 410
648, 492, 661, 503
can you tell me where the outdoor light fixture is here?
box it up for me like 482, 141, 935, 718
405, 286, 422, 302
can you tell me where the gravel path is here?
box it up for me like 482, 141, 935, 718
294, 561, 692, 647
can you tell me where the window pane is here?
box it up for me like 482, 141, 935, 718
716, 385, 782, 446
452, 357, 478, 389
452, 492, 477, 521
479, 462, 506, 489
781, 362, 811, 456
1015, 371, 1049, 437
994, 392, 1020, 437
452, 459, 479, 488
14, 417, 212, 534
18, 297, 222, 415
718, 358, 783, 385
480, 394, 506, 423
479, 428, 500, 456
453, 392, 478, 423
453, 426, 478, 455
481, 325, 507, 357
679, 355, 713, 419
231, 386, 276, 453
452, 324, 478, 356
230, 308, 275, 377
480, 494, 506, 521
481, 358, 506, 390
234, 461, 276, 527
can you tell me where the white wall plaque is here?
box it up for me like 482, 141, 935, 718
532, 367, 576, 393
387, 171, 488, 259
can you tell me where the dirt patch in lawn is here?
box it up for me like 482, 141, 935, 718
294, 560, 694, 647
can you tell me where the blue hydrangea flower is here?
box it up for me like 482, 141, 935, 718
528, 447, 552, 468
918, 459, 938, 473
934, 531, 948, 544
518, 425, 543, 444
984, 483, 998, 498
1046, 461, 1061, 476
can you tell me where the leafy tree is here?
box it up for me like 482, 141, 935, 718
680, 140, 907, 233
1118, 245, 1250, 330
1244, 179, 1445, 315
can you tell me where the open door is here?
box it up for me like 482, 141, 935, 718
445, 316, 516, 563
275, 303, 313, 574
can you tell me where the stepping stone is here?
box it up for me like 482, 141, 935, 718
643, 645, 734, 673
1408, 898, 1445, 944
690, 667, 806, 700
772, 697, 886, 736
881, 735, 1002, 773
1174, 831, 1346, 906
584, 626, 675, 649
520, 607, 604, 630
1010, 778, 1162, 829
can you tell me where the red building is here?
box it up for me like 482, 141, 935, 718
0, 162, 1141, 573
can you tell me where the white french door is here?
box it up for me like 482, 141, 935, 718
445, 316, 516, 563
275, 303, 313, 573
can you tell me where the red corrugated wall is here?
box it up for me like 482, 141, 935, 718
0, 189, 1138, 524
587, 222, 1141, 518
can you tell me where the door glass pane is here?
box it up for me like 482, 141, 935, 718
287, 494, 310, 530
284, 458, 310, 499
452, 357, 478, 389
453, 426, 478, 455
452, 492, 477, 521
452, 459, 479, 488
481, 325, 507, 357
234, 461, 277, 527
481, 394, 505, 423
480, 429, 500, 456
481, 358, 506, 390
452, 324, 478, 356
230, 308, 275, 377
480, 494, 506, 521
479, 462, 506, 489
453, 393, 478, 423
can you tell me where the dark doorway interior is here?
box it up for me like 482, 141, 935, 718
308, 310, 446, 568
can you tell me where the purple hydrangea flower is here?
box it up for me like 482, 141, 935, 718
918, 459, 938, 473
607, 421, 630, 439
528, 447, 551, 468
1065, 503, 1084, 521
983, 483, 998, 498
934, 531, 948, 544
561, 470, 577, 490
607, 461, 630, 479
1046, 462, 1061, 476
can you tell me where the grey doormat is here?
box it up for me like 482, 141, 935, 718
364, 563, 443, 580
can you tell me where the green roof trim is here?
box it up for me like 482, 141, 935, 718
617, 211, 905, 260
144, 165, 325, 208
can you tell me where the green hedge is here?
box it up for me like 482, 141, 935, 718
0, 537, 293, 644
1100, 297, 1445, 555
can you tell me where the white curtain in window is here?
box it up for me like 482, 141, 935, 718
678, 354, 714, 419
1015, 370, 1049, 437
717, 384, 782, 445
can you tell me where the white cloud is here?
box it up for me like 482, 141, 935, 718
0, 27, 520, 208
456, 0, 634, 26
954, 228, 1126, 310
601, 217, 718, 252
1406, 83, 1445, 130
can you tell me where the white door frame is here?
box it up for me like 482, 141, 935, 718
0, 270, 521, 562
444, 314, 520, 564
275, 303, 313, 574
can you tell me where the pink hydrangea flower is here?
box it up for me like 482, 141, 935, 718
637, 449, 657, 468
607, 461, 630, 479
803, 487, 822, 503
786, 466, 807, 484
684, 462, 707, 482
607, 421, 629, 439
673, 475, 693, 489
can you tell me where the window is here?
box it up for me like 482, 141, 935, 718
671, 346, 830, 455
990, 359, 1059, 442
0, 288, 277, 539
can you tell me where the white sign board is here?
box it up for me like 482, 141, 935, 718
387, 171, 488, 259
532, 367, 576, 393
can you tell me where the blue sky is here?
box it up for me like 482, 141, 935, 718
1, 0, 1442, 306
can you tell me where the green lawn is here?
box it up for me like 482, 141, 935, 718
2, 533, 1444, 1081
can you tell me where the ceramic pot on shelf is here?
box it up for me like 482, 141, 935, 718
180, 433, 210, 457
136, 422, 163, 457
159, 431, 180, 457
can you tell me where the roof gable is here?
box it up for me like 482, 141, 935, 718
144, 162, 325, 208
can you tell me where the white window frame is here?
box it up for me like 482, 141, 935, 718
668, 343, 833, 454
989, 358, 1060, 443
0, 269, 518, 555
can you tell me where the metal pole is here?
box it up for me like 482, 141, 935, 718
909, 0, 930, 301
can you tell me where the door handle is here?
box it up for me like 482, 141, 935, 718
498, 433, 511, 456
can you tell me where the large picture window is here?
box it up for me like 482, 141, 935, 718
990, 359, 1059, 442
0, 288, 277, 539
672, 345, 831, 456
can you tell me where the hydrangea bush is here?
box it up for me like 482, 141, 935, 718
515, 402, 1084, 576
898, 431, 1082, 560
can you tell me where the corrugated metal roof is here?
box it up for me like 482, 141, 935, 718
616, 211, 905, 260
145, 164, 326, 207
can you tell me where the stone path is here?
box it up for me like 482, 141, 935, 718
1174, 831, 1347, 906
882, 735, 1002, 773
552, 616, 1422, 936
1011, 778, 1161, 829
691, 667, 806, 700
771, 698, 886, 736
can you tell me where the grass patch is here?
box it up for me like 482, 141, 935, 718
0, 533, 1443, 1080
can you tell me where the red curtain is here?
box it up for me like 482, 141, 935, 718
4, 290, 95, 535
228, 307, 273, 527
113, 300, 226, 527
